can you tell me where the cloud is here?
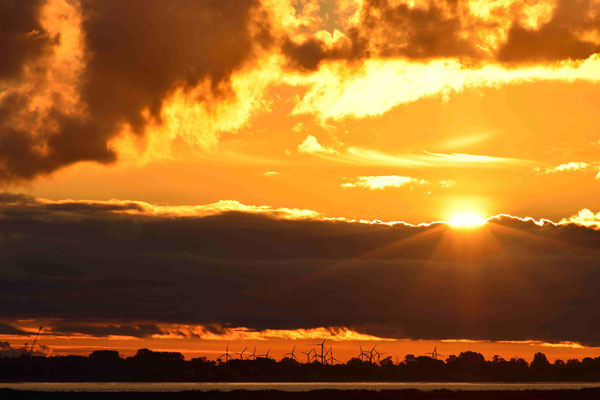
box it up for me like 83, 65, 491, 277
497, 0, 600, 63
48, 323, 165, 339
280, 0, 480, 71
0, 0, 272, 182
153, 324, 388, 342
4, 196, 320, 220
288, 56, 600, 121
534, 161, 600, 177
297, 135, 338, 154
2, 0, 600, 183
0, 323, 27, 335
280, 0, 600, 70
548, 161, 589, 173
264, 171, 281, 176
439, 179, 456, 188
3, 193, 600, 345
342, 176, 427, 190
560, 209, 600, 229
0, 0, 52, 80
305, 146, 529, 168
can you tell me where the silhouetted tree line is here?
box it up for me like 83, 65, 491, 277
2, 349, 600, 382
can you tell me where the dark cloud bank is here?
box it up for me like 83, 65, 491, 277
282, 0, 600, 70
1, 194, 600, 345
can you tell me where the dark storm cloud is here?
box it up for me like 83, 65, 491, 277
0, 0, 272, 182
2, 194, 600, 345
0, 323, 26, 335
282, 0, 479, 71
497, 0, 600, 63
49, 323, 165, 338
360, 0, 480, 59
282, 0, 600, 70
0, 0, 52, 80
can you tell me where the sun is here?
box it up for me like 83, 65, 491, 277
448, 213, 486, 228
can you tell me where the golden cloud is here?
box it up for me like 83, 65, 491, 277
297, 134, 338, 154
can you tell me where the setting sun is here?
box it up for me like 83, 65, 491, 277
448, 213, 487, 228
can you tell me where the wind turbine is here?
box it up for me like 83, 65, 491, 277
26, 326, 43, 354
425, 346, 444, 360
327, 347, 340, 365
237, 347, 248, 360
358, 345, 369, 361
218, 345, 233, 362
283, 345, 297, 361
259, 347, 271, 359
374, 349, 387, 365
301, 348, 314, 363
314, 339, 327, 363
311, 349, 319, 362
368, 345, 377, 363
249, 345, 257, 360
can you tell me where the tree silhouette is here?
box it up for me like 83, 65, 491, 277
1, 348, 600, 382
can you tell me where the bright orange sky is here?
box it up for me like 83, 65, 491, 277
2, 0, 600, 362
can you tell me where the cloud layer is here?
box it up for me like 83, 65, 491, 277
282, 0, 600, 69
1, 0, 600, 181
2, 194, 600, 345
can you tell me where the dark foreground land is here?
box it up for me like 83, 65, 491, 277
4, 349, 600, 382
3, 389, 600, 400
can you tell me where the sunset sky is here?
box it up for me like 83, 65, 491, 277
2, 0, 600, 363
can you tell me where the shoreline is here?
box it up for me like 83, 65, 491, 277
3, 388, 600, 399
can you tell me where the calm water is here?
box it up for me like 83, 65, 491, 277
3, 382, 600, 392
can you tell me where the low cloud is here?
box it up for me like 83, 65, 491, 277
2, 193, 600, 345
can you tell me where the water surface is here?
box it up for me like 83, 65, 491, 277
3, 382, 600, 392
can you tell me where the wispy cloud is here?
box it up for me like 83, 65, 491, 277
307, 146, 529, 168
